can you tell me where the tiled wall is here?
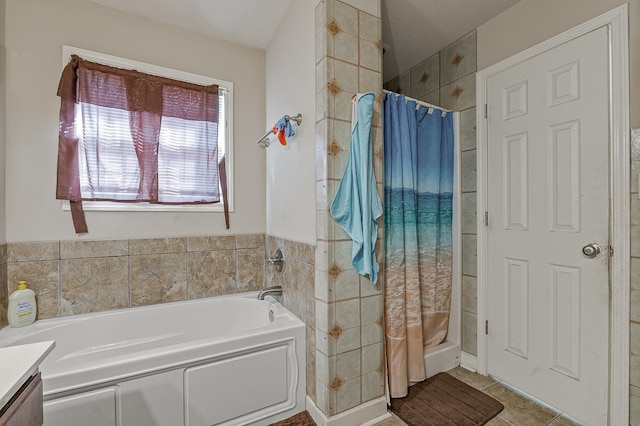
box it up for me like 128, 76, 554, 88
384, 31, 479, 356
630, 130, 640, 425
315, 0, 386, 416
264, 237, 316, 401
0, 235, 266, 325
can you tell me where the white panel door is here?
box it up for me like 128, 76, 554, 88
486, 26, 610, 425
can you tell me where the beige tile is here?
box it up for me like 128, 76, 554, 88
461, 108, 477, 151
485, 417, 512, 425
187, 250, 236, 298
420, 89, 440, 106
361, 322, 382, 346
397, 71, 410, 95
373, 412, 407, 426
463, 234, 477, 257
337, 348, 360, 381
441, 73, 476, 111
410, 54, 439, 98
446, 366, 496, 390
462, 311, 477, 355
362, 370, 384, 402
384, 76, 399, 93
60, 257, 129, 315
236, 248, 264, 293
284, 240, 315, 265
462, 275, 478, 314
8, 260, 59, 319
334, 90, 354, 122
462, 192, 477, 214
483, 383, 559, 426
334, 269, 360, 300
336, 376, 360, 413
548, 414, 583, 425
632, 289, 640, 323
462, 254, 477, 276
334, 32, 358, 64
632, 258, 640, 291
336, 326, 361, 353
440, 30, 477, 86
462, 170, 477, 192
0, 244, 6, 264
334, 0, 357, 36
463, 213, 477, 235
359, 67, 381, 94
632, 226, 640, 257
462, 149, 477, 172
632, 353, 640, 388
334, 59, 358, 94
187, 236, 235, 252
361, 294, 382, 325
360, 39, 381, 72
128, 238, 186, 255
359, 11, 379, 42
235, 234, 265, 249
60, 239, 128, 259
7, 241, 59, 262
362, 342, 382, 374
631, 385, 640, 426
335, 298, 360, 329
130, 253, 186, 307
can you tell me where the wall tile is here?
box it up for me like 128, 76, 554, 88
361, 322, 382, 346
129, 238, 186, 255
462, 234, 477, 256
337, 348, 361, 380
8, 260, 59, 319
237, 248, 265, 293
60, 257, 129, 315
335, 376, 360, 412
334, 269, 360, 301
397, 71, 410, 95
460, 108, 477, 151
130, 253, 187, 306
440, 31, 477, 86
336, 326, 361, 353
632, 257, 640, 291
410, 54, 439, 99
359, 11, 379, 42
361, 295, 382, 325
187, 250, 236, 298
362, 342, 382, 374
236, 234, 265, 249
359, 67, 381, 93
334, 32, 358, 65
440, 73, 476, 111
335, 298, 360, 329
384, 76, 399, 93
462, 170, 477, 192
462, 275, 477, 314
462, 150, 477, 172
462, 311, 478, 355
334, 1, 357, 36
0, 263, 6, 327
360, 39, 381, 72
421, 89, 440, 106
307, 326, 317, 401
631, 385, 640, 426
186, 236, 235, 251
462, 254, 477, 276
7, 241, 59, 262
60, 239, 127, 259
362, 370, 384, 402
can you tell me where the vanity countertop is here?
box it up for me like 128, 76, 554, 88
0, 340, 55, 410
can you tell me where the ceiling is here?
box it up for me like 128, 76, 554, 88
88, 0, 519, 78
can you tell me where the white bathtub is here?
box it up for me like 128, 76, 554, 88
0, 294, 306, 426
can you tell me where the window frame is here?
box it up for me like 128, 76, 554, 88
60, 45, 234, 213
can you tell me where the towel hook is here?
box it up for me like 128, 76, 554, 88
256, 113, 303, 147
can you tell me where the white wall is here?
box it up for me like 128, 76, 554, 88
4, 0, 266, 242
265, 1, 317, 245
477, 0, 640, 126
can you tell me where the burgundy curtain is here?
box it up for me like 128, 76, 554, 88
56, 55, 228, 233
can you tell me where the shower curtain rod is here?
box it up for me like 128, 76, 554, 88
383, 89, 451, 113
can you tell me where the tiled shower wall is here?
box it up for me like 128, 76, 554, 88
264, 236, 316, 401
315, 0, 386, 416
0, 235, 266, 326
383, 31, 479, 356
630, 130, 640, 424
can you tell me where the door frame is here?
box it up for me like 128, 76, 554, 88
476, 5, 630, 425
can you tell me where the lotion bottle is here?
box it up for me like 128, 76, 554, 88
8, 281, 37, 327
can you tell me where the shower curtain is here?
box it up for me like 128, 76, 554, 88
383, 92, 454, 398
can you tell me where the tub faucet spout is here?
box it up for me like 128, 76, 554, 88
257, 285, 283, 300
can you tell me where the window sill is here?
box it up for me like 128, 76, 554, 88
60, 200, 231, 213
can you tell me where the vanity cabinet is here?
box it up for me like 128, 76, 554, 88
0, 372, 43, 426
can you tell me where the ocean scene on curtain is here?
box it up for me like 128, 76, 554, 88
383, 92, 453, 398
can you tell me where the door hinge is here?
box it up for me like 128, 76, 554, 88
609, 245, 614, 257
484, 104, 488, 118
485, 320, 489, 335
484, 211, 489, 226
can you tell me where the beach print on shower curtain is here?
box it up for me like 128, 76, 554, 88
383, 92, 453, 398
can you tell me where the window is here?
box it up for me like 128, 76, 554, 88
59, 46, 233, 215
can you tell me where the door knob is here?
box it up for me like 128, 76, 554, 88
582, 243, 602, 258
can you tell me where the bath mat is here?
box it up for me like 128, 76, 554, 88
391, 372, 504, 425
269, 410, 316, 426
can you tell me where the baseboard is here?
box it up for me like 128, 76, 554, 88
306, 396, 388, 426
460, 351, 477, 372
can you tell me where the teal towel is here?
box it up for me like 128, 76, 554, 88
330, 92, 382, 284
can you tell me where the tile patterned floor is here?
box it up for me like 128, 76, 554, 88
374, 367, 584, 426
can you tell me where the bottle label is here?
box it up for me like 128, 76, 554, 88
15, 301, 34, 325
